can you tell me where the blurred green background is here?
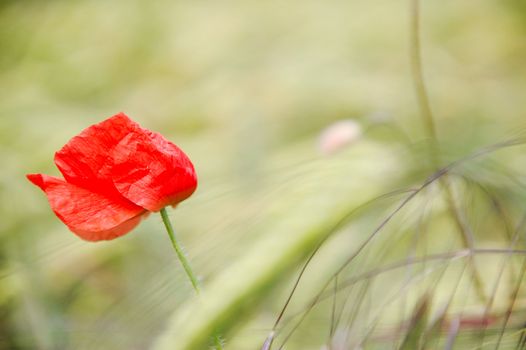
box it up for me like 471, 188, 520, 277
1, 0, 526, 349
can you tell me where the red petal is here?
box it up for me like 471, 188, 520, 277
27, 174, 145, 241
110, 129, 197, 212
54, 113, 139, 196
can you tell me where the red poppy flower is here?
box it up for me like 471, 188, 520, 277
27, 113, 197, 241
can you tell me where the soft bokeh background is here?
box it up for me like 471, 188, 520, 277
1, 0, 526, 349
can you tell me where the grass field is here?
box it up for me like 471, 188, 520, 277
1, 0, 526, 349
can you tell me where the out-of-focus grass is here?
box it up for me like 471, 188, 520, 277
1, 0, 526, 349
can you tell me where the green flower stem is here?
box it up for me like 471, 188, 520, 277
160, 207, 200, 292
159, 208, 223, 350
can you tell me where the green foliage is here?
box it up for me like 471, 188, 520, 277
1, 0, 526, 349
154, 143, 397, 349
